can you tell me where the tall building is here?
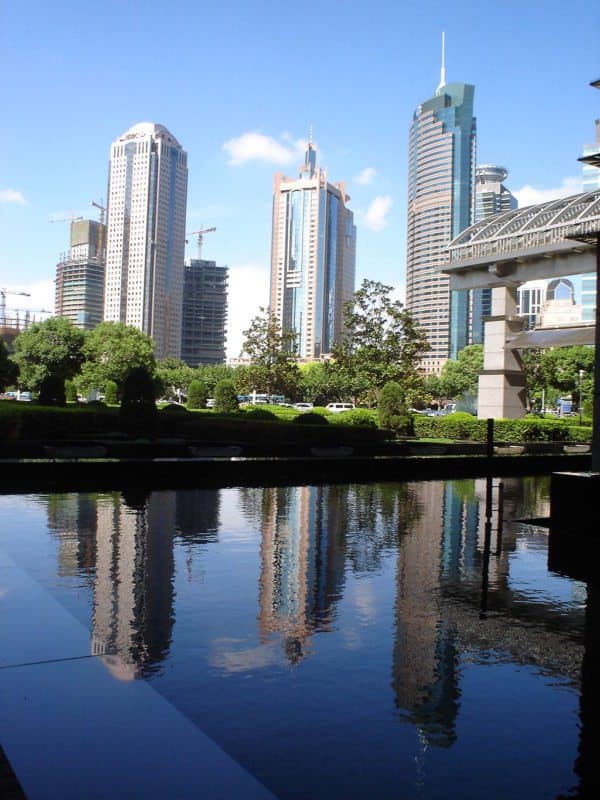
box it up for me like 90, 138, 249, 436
406, 53, 476, 373
270, 141, 356, 360
581, 117, 600, 323
55, 219, 106, 330
104, 122, 188, 359
471, 166, 517, 343
181, 259, 228, 366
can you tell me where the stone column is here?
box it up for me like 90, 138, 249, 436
477, 285, 527, 419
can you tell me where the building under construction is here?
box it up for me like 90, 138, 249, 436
55, 219, 106, 330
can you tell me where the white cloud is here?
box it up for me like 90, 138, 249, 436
354, 167, 377, 185
363, 195, 392, 232
513, 176, 583, 208
226, 262, 270, 359
223, 132, 305, 167
0, 188, 26, 204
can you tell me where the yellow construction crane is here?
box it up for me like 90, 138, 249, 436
1, 288, 31, 326
90, 199, 106, 226
186, 227, 217, 260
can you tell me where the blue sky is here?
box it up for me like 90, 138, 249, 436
1, 0, 598, 357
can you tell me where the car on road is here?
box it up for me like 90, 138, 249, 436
326, 402, 355, 413
293, 402, 314, 412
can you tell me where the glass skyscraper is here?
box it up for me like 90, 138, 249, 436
181, 259, 228, 366
270, 142, 356, 360
104, 123, 188, 359
406, 76, 476, 373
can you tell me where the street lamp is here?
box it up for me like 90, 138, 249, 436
578, 369, 584, 425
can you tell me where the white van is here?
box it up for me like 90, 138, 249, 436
326, 402, 355, 413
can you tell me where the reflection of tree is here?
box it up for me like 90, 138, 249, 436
175, 489, 220, 545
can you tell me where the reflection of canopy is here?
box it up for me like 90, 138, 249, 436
447, 189, 600, 266
509, 325, 595, 349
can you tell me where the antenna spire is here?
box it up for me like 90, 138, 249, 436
436, 31, 446, 93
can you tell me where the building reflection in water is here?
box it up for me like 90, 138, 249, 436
41, 478, 587, 782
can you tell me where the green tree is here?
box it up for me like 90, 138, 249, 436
104, 380, 118, 405
119, 365, 157, 420
0, 338, 17, 391
187, 380, 208, 410
11, 317, 85, 391
377, 380, 414, 436
539, 346, 595, 403
78, 322, 156, 393
38, 374, 67, 406
214, 379, 239, 413
156, 358, 196, 401
331, 280, 428, 406
241, 308, 301, 397
64, 379, 77, 403
196, 364, 235, 395
438, 344, 484, 400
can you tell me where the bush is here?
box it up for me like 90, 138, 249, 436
187, 380, 207, 410
120, 366, 157, 423
293, 412, 329, 425
38, 374, 66, 406
104, 380, 118, 406
161, 402, 189, 413
64, 379, 77, 403
244, 408, 278, 421
214, 380, 239, 413
378, 381, 414, 436
330, 408, 377, 428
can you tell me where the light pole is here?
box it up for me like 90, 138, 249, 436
579, 369, 584, 425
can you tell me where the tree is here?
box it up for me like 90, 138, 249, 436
0, 338, 17, 391
78, 322, 156, 393
119, 365, 158, 420
331, 280, 428, 406
378, 381, 414, 436
64, 379, 77, 403
38, 374, 67, 406
187, 380, 207, 410
438, 344, 484, 400
539, 346, 595, 401
241, 308, 301, 398
214, 379, 239, 413
155, 358, 196, 401
11, 317, 85, 391
104, 380, 118, 405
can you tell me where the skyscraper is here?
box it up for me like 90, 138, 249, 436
406, 47, 476, 373
270, 141, 356, 360
471, 165, 517, 343
55, 218, 106, 329
181, 259, 228, 366
104, 122, 188, 359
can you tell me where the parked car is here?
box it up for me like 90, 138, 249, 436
326, 402, 355, 413
293, 402, 314, 412
206, 398, 215, 408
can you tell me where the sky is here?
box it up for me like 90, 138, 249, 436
1, 0, 598, 358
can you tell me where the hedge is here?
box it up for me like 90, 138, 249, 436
413, 412, 592, 443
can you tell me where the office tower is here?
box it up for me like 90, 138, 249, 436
55, 219, 106, 330
181, 259, 228, 366
270, 141, 356, 360
104, 122, 188, 359
471, 166, 517, 342
406, 46, 476, 373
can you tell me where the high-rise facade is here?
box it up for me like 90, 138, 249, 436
55, 219, 106, 329
104, 122, 188, 359
270, 142, 356, 360
181, 259, 228, 366
406, 72, 476, 373
471, 165, 517, 343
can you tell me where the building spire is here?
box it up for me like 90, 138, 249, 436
436, 31, 446, 94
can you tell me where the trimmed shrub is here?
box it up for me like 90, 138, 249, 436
244, 408, 278, 421
120, 366, 157, 425
64, 379, 77, 403
161, 402, 189, 413
187, 380, 207, 410
104, 380, 118, 406
214, 380, 239, 413
331, 408, 377, 428
293, 412, 329, 425
38, 374, 66, 406
378, 381, 414, 436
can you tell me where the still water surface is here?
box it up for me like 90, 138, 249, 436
0, 478, 590, 798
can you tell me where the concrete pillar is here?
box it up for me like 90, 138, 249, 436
477, 285, 527, 419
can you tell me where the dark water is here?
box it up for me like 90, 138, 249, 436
0, 478, 592, 799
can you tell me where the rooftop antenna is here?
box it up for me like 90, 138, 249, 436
436, 31, 446, 94
308, 124, 313, 145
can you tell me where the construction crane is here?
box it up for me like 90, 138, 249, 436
186, 227, 216, 260
1, 288, 31, 326
90, 199, 106, 225
49, 214, 84, 224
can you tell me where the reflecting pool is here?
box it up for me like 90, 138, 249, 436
0, 478, 592, 799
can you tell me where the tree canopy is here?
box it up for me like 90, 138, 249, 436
0, 338, 17, 391
78, 322, 156, 392
331, 280, 427, 405
241, 308, 301, 397
11, 317, 85, 390
438, 344, 484, 400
